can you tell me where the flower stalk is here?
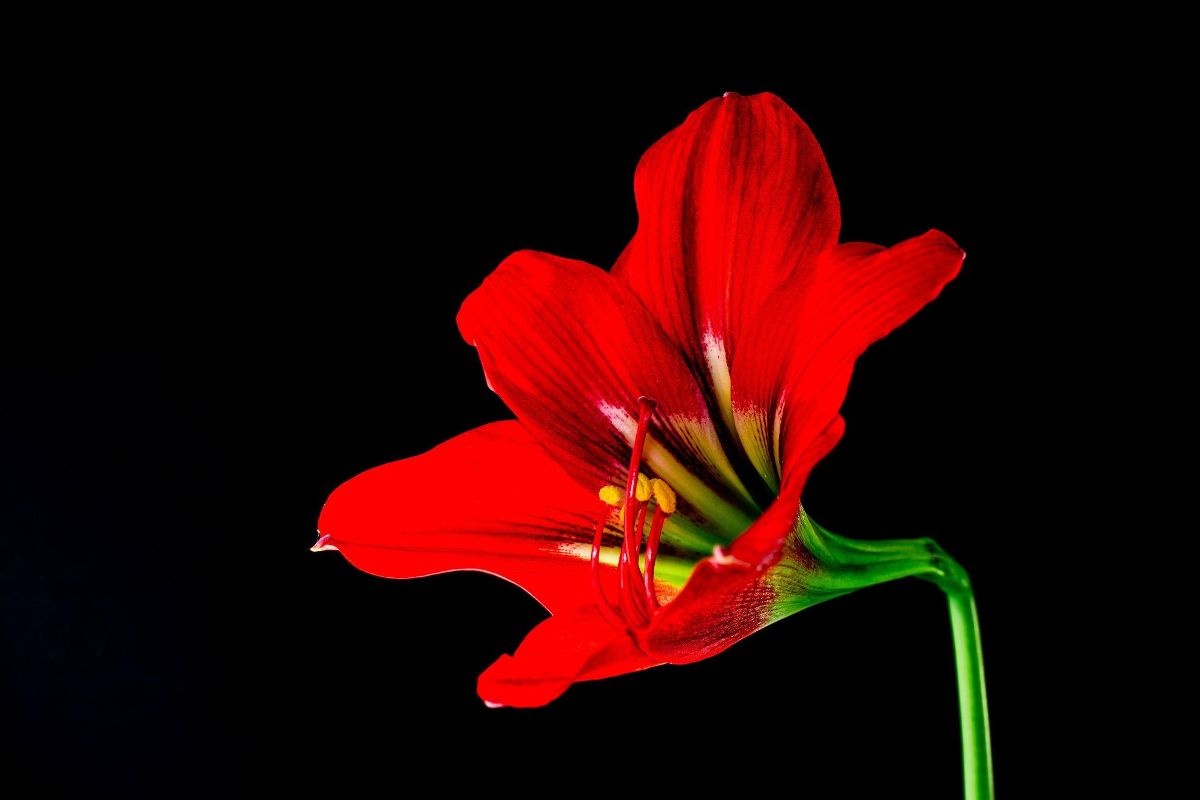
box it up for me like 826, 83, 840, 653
939, 562, 993, 800
796, 517, 993, 800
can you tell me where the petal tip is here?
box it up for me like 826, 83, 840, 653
482, 699, 505, 709
310, 533, 338, 553
710, 545, 751, 568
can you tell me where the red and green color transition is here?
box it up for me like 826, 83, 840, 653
314, 93, 993, 798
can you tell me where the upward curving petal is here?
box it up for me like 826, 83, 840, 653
477, 607, 657, 708
641, 485, 804, 663
317, 421, 621, 615
613, 92, 840, 426
732, 230, 965, 492
457, 250, 759, 550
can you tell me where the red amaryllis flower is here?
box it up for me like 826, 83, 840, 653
314, 93, 966, 710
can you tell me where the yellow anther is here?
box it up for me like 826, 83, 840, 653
635, 473, 652, 503
650, 478, 677, 514
598, 485, 624, 506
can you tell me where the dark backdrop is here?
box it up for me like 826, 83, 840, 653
3, 54, 1069, 796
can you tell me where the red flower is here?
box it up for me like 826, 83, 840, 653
314, 93, 964, 708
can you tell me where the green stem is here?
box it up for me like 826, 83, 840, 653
795, 517, 994, 799
931, 560, 994, 800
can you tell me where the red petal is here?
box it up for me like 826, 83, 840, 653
613, 92, 840, 413
316, 421, 618, 614
477, 607, 656, 708
732, 230, 965, 492
457, 250, 758, 546
641, 488, 804, 662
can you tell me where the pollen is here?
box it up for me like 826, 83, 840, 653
650, 478, 677, 514
598, 485, 624, 506
635, 473, 652, 503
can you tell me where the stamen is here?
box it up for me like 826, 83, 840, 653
590, 514, 624, 627
643, 479, 676, 607
598, 485, 623, 506
618, 534, 650, 625
621, 501, 651, 620
650, 478, 677, 514
643, 507, 668, 607
630, 503, 648, 554
635, 473, 652, 503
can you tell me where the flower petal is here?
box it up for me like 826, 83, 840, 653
317, 421, 622, 614
457, 250, 758, 548
732, 230, 965, 492
477, 607, 657, 708
612, 92, 840, 428
641, 487, 802, 662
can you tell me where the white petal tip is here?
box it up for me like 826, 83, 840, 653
483, 700, 505, 709
310, 533, 339, 553
710, 545, 750, 568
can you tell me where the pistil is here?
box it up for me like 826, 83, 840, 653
590, 397, 678, 628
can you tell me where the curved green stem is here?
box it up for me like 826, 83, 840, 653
795, 517, 994, 799
941, 572, 993, 800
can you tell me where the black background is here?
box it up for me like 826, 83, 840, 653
3, 52, 1076, 796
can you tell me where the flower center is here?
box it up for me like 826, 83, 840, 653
590, 396, 678, 629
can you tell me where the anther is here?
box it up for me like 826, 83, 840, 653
635, 473, 652, 503
598, 485, 623, 506
650, 478, 676, 514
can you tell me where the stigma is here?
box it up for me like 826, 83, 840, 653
589, 397, 678, 629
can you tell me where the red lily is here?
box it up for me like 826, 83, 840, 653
314, 92, 965, 709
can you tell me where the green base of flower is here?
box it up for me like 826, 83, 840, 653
787, 514, 994, 800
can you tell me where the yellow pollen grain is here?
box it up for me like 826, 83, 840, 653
650, 478, 677, 514
598, 485, 624, 506
635, 473, 652, 503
